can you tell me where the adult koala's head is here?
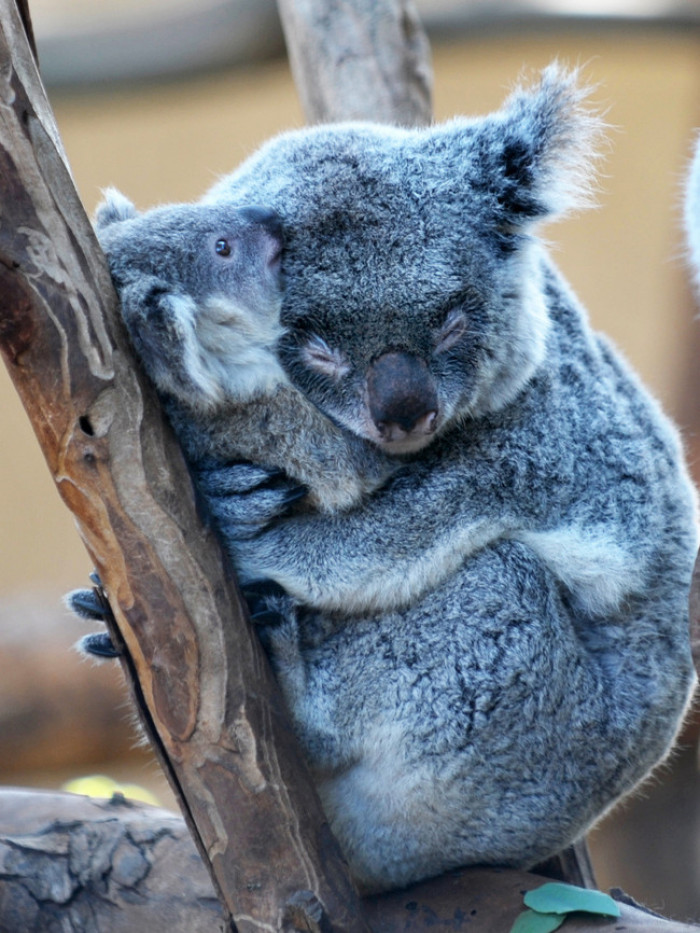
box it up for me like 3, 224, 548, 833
207, 65, 602, 454
94, 192, 284, 410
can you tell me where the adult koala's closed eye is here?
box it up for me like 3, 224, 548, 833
200, 66, 698, 892
93, 191, 390, 519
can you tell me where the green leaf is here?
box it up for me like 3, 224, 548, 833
524, 882, 621, 918
510, 908, 566, 933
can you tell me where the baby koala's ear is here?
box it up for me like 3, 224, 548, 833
93, 187, 138, 230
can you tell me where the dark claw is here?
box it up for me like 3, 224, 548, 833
282, 485, 309, 507
66, 587, 108, 622
242, 578, 289, 616
197, 462, 287, 496
242, 578, 288, 599
79, 631, 121, 659
251, 608, 286, 628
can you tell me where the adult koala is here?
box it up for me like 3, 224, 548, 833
191, 65, 697, 893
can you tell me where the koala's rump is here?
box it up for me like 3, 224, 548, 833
300, 537, 692, 893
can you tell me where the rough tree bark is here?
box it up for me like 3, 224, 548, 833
1, 788, 699, 933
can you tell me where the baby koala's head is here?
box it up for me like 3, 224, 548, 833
95, 189, 285, 411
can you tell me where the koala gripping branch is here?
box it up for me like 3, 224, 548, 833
0, 2, 368, 931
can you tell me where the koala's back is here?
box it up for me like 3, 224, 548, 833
292, 458, 694, 893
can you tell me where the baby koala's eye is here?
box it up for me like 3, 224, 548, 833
435, 309, 467, 355
215, 238, 232, 257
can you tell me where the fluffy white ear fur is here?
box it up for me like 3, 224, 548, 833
94, 187, 138, 229
161, 293, 288, 412
438, 63, 605, 227
502, 63, 606, 220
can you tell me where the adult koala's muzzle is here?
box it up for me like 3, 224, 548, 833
367, 351, 438, 445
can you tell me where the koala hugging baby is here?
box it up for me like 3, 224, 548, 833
74, 65, 698, 894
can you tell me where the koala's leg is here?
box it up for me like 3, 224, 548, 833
282, 539, 693, 893
248, 592, 354, 774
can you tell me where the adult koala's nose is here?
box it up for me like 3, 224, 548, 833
367, 351, 438, 444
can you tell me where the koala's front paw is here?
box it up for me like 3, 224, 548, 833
65, 571, 120, 661
196, 462, 307, 541
78, 631, 121, 659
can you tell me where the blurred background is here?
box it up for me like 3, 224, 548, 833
2, 0, 700, 921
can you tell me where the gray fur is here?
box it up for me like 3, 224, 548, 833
94, 192, 391, 514
189, 65, 697, 891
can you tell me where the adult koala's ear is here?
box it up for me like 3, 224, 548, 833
93, 187, 139, 230
436, 63, 605, 228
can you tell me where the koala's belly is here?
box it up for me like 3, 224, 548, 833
301, 539, 693, 893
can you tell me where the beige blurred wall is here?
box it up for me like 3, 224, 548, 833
2, 27, 700, 604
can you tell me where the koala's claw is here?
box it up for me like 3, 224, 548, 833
197, 461, 286, 496
67, 570, 120, 661
281, 485, 309, 507
241, 578, 289, 615
78, 631, 121, 659
66, 587, 108, 622
251, 607, 287, 628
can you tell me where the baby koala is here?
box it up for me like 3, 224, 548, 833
94, 189, 390, 513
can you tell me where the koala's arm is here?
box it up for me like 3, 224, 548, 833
217, 384, 394, 514
198, 456, 507, 615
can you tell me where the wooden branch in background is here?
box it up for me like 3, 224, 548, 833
276, 0, 433, 127
0, 1, 367, 930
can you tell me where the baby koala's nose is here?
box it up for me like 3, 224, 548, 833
239, 206, 284, 271
239, 206, 283, 242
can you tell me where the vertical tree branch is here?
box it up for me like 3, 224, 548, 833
276, 0, 433, 127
